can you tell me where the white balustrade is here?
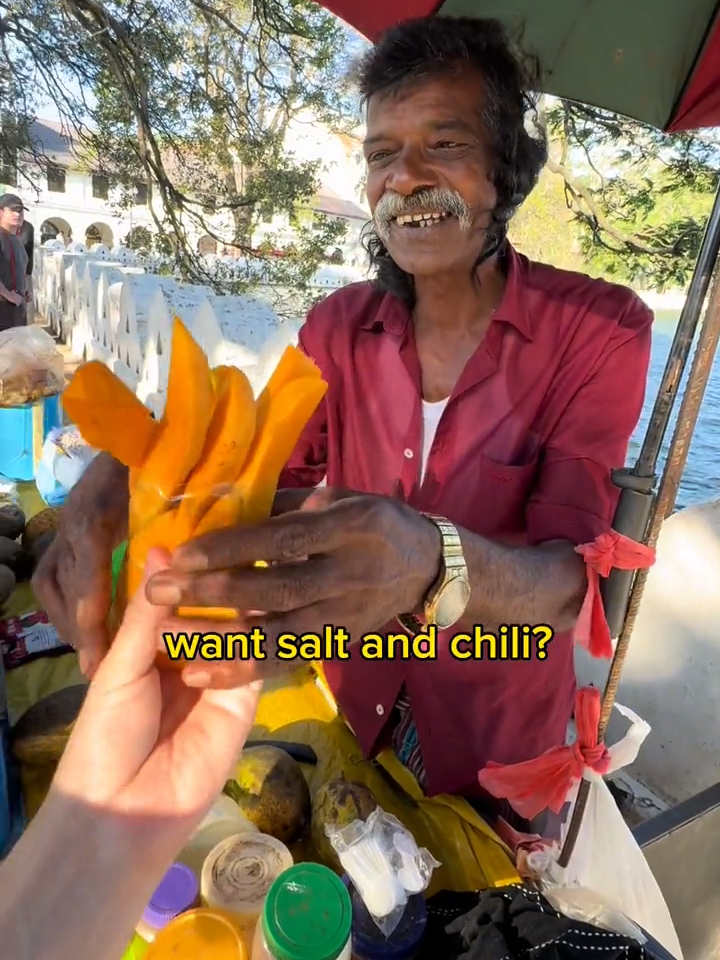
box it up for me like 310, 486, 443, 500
36, 243, 363, 403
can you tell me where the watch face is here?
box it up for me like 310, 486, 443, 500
433, 577, 471, 630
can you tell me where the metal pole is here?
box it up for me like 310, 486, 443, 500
559, 254, 720, 869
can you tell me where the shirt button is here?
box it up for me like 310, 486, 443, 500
403, 448, 414, 459
376, 704, 385, 716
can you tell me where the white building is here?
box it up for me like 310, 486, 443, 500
0, 119, 155, 249
0, 116, 370, 263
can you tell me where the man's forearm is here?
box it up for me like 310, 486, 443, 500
414, 520, 586, 633
458, 533, 586, 632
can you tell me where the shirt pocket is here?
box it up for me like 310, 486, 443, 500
473, 451, 540, 538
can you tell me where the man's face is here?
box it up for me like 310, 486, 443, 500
364, 70, 497, 279
0, 206, 22, 232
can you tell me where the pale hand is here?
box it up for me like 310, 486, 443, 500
51, 548, 262, 839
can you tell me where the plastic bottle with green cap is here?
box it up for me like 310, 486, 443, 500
251, 863, 353, 960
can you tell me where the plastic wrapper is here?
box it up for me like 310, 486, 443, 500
35, 425, 98, 507
325, 806, 440, 937
1, 611, 73, 670
0, 327, 64, 407
61, 315, 328, 652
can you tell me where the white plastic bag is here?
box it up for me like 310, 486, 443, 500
531, 704, 683, 960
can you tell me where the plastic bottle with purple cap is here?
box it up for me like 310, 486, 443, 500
135, 862, 200, 944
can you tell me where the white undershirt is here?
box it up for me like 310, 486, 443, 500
420, 398, 449, 483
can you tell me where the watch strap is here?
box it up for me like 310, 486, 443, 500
397, 515, 466, 635
397, 612, 424, 635
424, 514, 466, 577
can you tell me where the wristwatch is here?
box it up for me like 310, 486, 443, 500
397, 515, 471, 633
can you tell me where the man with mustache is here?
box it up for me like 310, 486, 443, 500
35, 16, 652, 832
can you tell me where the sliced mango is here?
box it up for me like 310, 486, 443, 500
128, 318, 214, 537
177, 365, 256, 533
193, 376, 327, 536
61, 361, 160, 468
63, 315, 326, 667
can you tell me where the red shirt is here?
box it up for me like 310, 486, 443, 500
279, 245, 653, 799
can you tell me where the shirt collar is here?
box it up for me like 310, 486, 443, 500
360, 242, 534, 342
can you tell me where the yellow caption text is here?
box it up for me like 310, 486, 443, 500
162, 623, 555, 662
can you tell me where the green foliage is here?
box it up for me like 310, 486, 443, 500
2, 0, 717, 293
0, 0, 356, 293
540, 99, 720, 289
509, 168, 587, 274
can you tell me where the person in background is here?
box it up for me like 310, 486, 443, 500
34, 17, 653, 835
0, 548, 261, 960
16, 212, 34, 323
0, 194, 28, 331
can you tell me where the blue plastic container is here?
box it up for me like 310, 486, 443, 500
342, 875, 427, 960
0, 394, 62, 482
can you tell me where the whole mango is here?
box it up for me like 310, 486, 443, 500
311, 778, 378, 872
230, 744, 311, 844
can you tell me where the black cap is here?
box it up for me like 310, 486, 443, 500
0, 194, 27, 211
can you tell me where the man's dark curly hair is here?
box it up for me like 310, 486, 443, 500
356, 16, 548, 305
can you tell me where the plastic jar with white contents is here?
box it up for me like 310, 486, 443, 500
201, 832, 294, 937
252, 863, 353, 960
177, 794, 258, 879
136, 862, 200, 944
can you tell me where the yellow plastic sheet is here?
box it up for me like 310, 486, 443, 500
251, 667, 519, 894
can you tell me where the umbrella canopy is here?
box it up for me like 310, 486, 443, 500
317, 0, 720, 133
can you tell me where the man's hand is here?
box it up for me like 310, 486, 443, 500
271, 485, 356, 516
3, 289, 23, 306
146, 492, 443, 689
33, 453, 129, 678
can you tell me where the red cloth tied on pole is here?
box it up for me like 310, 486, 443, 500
573, 530, 656, 660
477, 687, 611, 821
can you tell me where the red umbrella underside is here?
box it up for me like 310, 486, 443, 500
317, 0, 720, 134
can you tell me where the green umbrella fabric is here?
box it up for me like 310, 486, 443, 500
316, 0, 720, 132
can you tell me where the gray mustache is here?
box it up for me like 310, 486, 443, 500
373, 188, 472, 238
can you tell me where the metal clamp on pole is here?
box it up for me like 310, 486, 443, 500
599, 468, 656, 640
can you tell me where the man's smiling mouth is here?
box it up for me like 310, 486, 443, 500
393, 211, 455, 228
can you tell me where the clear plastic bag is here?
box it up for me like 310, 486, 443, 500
0, 326, 64, 407
529, 704, 684, 960
35, 425, 98, 507
326, 806, 440, 937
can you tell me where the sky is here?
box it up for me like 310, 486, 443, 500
36, 77, 96, 125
